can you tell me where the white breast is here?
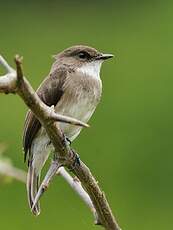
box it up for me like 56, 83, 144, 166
55, 61, 103, 141
77, 60, 103, 79
58, 95, 96, 141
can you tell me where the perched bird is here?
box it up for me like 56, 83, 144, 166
23, 45, 113, 215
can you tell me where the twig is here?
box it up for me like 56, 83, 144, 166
32, 163, 98, 222
57, 167, 98, 222
0, 55, 17, 93
0, 154, 97, 221
49, 109, 89, 128
31, 160, 61, 214
0, 55, 14, 73
0, 161, 26, 183
0, 55, 121, 230
0, 55, 89, 128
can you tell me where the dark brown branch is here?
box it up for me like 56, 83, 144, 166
0, 55, 121, 230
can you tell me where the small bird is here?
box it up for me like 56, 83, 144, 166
23, 45, 113, 215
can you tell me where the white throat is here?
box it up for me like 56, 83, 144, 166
77, 61, 103, 79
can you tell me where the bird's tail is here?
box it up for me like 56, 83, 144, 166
27, 163, 40, 216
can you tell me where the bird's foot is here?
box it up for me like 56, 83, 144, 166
63, 134, 72, 146
66, 137, 72, 145
69, 150, 81, 171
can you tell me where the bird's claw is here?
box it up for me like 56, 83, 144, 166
69, 151, 80, 171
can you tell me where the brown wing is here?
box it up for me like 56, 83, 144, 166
23, 67, 68, 162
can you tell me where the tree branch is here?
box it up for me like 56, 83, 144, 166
0, 55, 121, 230
0, 55, 89, 128
0, 55, 17, 93
0, 161, 27, 183
0, 151, 97, 221
57, 167, 99, 221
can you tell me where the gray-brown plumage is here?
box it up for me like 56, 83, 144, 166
23, 45, 113, 215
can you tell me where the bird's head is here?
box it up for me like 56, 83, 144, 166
54, 45, 114, 78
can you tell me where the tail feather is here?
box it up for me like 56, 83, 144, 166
26, 135, 52, 215
27, 164, 40, 215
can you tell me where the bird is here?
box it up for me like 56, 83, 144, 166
23, 45, 113, 215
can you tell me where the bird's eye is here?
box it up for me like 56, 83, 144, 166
78, 52, 88, 59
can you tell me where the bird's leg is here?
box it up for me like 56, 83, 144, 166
31, 160, 61, 213
73, 151, 80, 166
65, 137, 72, 145
62, 133, 72, 146
69, 149, 81, 171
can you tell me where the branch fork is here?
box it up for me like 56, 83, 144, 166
0, 54, 121, 230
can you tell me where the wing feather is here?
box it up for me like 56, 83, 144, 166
23, 67, 68, 162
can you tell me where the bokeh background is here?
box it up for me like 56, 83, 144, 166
0, 1, 173, 229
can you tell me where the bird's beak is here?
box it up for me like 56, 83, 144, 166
95, 53, 114, 60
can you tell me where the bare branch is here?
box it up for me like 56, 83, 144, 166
0, 55, 121, 230
0, 55, 15, 73
0, 55, 17, 93
0, 151, 98, 223
49, 109, 89, 128
32, 160, 61, 215
32, 163, 99, 224
0, 55, 89, 128
0, 144, 26, 183
57, 167, 99, 223
0, 161, 26, 183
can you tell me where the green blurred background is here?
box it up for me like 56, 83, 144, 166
0, 1, 173, 229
